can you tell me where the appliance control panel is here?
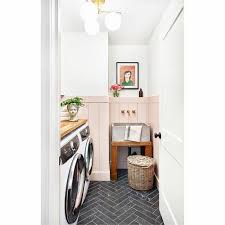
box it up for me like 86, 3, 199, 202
60, 135, 80, 164
80, 126, 90, 141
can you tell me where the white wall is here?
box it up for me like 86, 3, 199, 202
61, 32, 108, 96
109, 45, 149, 97
148, 0, 184, 97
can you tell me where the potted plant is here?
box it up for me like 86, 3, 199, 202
110, 84, 123, 97
61, 97, 84, 121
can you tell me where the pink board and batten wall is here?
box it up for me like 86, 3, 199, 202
61, 96, 159, 182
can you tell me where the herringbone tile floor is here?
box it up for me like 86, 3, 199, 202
78, 170, 164, 225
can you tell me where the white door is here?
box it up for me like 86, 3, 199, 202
157, 4, 184, 225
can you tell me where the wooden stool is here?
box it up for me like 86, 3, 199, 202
111, 141, 153, 181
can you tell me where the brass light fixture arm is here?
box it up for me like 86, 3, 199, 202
98, 10, 122, 15
90, 0, 121, 15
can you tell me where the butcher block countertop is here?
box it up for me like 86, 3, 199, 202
60, 119, 87, 139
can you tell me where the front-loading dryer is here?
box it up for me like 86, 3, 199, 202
60, 131, 86, 225
78, 125, 94, 203
82, 136, 94, 203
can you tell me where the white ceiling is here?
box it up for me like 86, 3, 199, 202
60, 0, 170, 44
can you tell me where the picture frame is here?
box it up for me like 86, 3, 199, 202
116, 62, 139, 89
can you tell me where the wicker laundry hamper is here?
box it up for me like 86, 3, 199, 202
127, 155, 155, 191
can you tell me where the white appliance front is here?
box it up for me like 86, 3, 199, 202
60, 153, 86, 225
77, 124, 94, 204
60, 126, 88, 225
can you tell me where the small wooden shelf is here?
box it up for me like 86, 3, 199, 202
111, 141, 153, 181
60, 119, 87, 139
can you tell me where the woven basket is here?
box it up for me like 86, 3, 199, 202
127, 155, 155, 191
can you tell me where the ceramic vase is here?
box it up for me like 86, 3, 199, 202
113, 91, 120, 97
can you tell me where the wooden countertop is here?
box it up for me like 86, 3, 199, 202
60, 119, 87, 139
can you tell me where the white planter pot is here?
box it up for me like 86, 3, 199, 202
67, 104, 79, 121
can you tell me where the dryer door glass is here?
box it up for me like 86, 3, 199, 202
65, 154, 85, 224
85, 138, 94, 177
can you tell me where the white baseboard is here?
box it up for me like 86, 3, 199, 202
91, 170, 110, 181
154, 173, 159, 189
159, 190, 178, 225
155, 175, 179, 225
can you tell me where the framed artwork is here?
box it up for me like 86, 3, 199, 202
116, 62, 139, 89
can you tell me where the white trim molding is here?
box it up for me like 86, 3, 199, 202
91, 171, 111, 181
41, 0, 60, 224
159, 190, 178, 225
154, 173, 159, 189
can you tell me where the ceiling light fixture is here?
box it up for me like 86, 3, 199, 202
105, 12, 122, 31
80, 1, 98, 21
80, 0, 122, 35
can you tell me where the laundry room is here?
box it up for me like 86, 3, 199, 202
2, 0, 225, 224
59, 0, 183, 224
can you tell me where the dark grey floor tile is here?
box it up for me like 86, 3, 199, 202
129, 220, 139, 225
153, 209, 161, 217
135, 216, 154, 225
115, 198, 132, 211
98, 198, 117, 211
86, 222, 96, 225
149, 194, 159, 205
119, 213, 137, 225
134, 210, 156, 224
129, 198, 156, 214
132, 205, 157, 220
155, 215, 164, 224
95, 210, 117, 225
114, 208, 135, 224
82, 196, 99, 207
98, 189, 118, 200
96, 204, 117, 220
81, 200, 99, 212
151, 201, 159, 210
77, 170, 163, 225
92, 216, 107, 225
78, 213, 96, 225
114, 201, 135, 216
115, 193, 132, 204
80, 208, 96, 217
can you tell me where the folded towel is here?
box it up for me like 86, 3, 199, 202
124, 125, 130, 140
127, 125, 143, 142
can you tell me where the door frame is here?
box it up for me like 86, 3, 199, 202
41, 0, 60, 224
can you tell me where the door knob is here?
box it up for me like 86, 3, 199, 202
154, 132, 161, 139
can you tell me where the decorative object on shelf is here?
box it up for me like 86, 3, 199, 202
110, 84, 123, 97
116, 62, 139, 90
127, 155, 155, 190
61, 97, 84, 121
80, 0, 122, 35
139, 88, 143, 97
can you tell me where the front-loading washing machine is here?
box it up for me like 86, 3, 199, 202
60, 129, 86, 225
78, 124, 94, 203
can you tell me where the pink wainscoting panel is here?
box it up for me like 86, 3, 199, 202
60, 96, 110, 181
138, 103, 149, 123
128, 103, 138, 123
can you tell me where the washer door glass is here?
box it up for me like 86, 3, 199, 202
85, 138, 94, 177
65, 154, 86, 224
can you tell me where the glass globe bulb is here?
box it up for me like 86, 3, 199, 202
105, 12, 121, 31
80, 1, 98, 21
84, 20, 100, 35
